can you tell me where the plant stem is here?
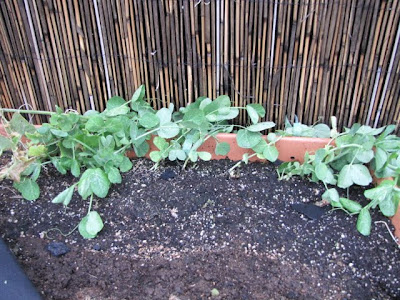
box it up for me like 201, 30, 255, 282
88, 194, 93, 214
0, 108, 56, 116
72, 138, 96, 154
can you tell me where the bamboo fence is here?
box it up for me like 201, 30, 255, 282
0, 0, 399, 133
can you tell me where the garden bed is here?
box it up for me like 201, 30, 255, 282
1, 157, 399, 299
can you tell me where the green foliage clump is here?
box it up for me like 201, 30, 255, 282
0, 87, 276, 239
277, 117, 400, 236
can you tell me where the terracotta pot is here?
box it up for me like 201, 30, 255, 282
126, 133, 332, 164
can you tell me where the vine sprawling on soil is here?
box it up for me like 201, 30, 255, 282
0, 85, 399, 239
0, 86, 277, 238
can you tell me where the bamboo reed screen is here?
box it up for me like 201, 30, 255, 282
0, 0, 399, 132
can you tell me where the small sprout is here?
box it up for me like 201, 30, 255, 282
211, 288, 220, 297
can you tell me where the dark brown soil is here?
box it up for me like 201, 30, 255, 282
1, 158, 400, 300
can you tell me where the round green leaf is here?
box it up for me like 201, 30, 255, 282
215, 142, 230, 156
156, 108, 172, 125
313, 124, 331, 138
89, 168, 110, 198
150, 151, 162, 162
119, 156, 133, 172
378, 196, 396, 217
158, 122, 180, 139
108, 167, 122, 184
28, 145, 47, 157
263, 145, 279, 162
236, 129, 262, 149
315, 163, 328, 181
79, 211, 104, 239
139, 112, 160, 129
351, 164, 372, 186
198, 151, 212, 161
13, 178, 40, 201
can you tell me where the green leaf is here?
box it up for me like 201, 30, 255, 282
236, 129, 262, 149
199, 98, 212, 110
215, 142, 230, 156
156, 107, 172, 125
246, 122, 276, 132
0, 136, 14, 151
10, 113, 36, 135
50, 129, 68, 137
246, 104, 265, 118
119, 156, 133, 172
339, 198, 362, 213
139, 112, 159, 129
315, 163, 328, 181
322, 188, 340, 203
206, 107, 239, 122
69, 160, 79, 177
263, 145, 279, 162
104, 118, 125, 134
357, 208, 371, 236
373, 148, 388, 171
158, 122, 180, 139
13, 178, 40, 201
267, 133, 278, 143
27, 145, 46, 157
183, 109, 207, 126
130, 123, 147, 145
51, 157, 67, 175
149, 151, 162, 162
79, 211, 104, 239
313, 124, 331, 138
52, 186, 74, 206
364, 180, 395, 202
189, 151, 198, 162
108, 167, 122, 184
104, 96, 129, 117
85, 115, 104, 132
355, 149, 374, 163
246, 105, 259, 124
169, 149, 186, 161
153, 136, 169, 151
133, 141, 150, 157
338, 164, 372, 188
78, 217, 96, 239
131, 85, 145, 105
78, 169, 94, 199
198, 151, 212, 161
252, 139, 268, 154
351, 164, 373, 186
30, 164, 41, 181
89, 168, 110, 198
203, 95, 231, 116
379, 196, 396, 217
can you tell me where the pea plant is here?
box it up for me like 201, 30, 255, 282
0, 86, 277, 239
276, 115, 333, 138
277, 118, 400, 236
